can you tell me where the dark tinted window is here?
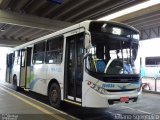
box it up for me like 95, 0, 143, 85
33, 42, 45, 53
7, 53, 14, 67
145, 57, 160, 66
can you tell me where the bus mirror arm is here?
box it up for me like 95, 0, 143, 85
84, 52, 92, 59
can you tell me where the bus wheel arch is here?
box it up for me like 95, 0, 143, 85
48, 79, 61, 108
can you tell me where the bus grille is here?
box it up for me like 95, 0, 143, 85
102, 76, 140, 83
107, 89, 137, 92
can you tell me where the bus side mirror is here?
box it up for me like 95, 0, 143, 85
85, 30, 91, 49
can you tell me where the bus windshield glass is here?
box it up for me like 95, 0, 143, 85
86, 21, 140, 75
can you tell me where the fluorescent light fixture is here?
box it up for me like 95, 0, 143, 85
98, 0, 160, 21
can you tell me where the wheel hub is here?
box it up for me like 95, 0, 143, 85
51, 89, 58, 103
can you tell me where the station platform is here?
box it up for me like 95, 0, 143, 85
0, 82, 77, 120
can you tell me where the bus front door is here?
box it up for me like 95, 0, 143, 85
25, 47, 32, 89
65, 33, 84, 104
20, 47, 32, 88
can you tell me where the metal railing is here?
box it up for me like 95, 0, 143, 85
141, 77, 160, 92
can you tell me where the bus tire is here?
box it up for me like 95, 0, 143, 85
49, 83, 61, 108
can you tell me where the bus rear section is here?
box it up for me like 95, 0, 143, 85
6, 48, 32, 90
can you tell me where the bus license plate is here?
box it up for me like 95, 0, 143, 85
120, 97, 129, 102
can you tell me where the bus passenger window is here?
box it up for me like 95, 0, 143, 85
21, 50, 25, 67
14, 51, 21, 65
33, 41, 45, 64
46, 36, 64, 64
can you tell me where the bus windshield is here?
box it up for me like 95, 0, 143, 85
86, 21, 140, 75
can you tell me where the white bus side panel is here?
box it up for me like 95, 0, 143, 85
29, 64, 47, 95
27, 64, 64, 97
46, 64, 64, 100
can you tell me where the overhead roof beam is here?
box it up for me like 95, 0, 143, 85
48, 0, 87, 19
0, 9, 73, 31
54, 0, 87, 19
112, 4, 160, 23
65, 0, 110, 21
0, 38, 25, 46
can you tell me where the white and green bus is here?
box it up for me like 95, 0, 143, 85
6, 20, 141, 108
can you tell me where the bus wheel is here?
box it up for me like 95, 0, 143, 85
49, 83, 61, 108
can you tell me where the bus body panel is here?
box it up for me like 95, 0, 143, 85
27, 64, 65, 97
82, 72, 141, 108
46, 64, 64, 99
29, 64, 47, 95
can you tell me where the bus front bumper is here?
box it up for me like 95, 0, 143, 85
83, 88, 141, 108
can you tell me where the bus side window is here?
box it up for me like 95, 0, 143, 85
7, 53, 13, 68
33, 41, 46, 64
46, 36, 64, 64
21, 49, 25, 67
14, 50, 21, 65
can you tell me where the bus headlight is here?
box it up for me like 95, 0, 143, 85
87, 81, 108, 94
